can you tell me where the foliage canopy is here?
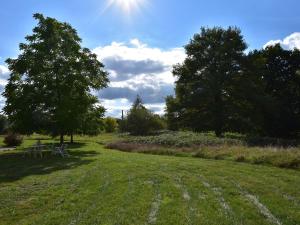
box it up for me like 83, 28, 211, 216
3, 13, 109, 142
167, 27, 300, 138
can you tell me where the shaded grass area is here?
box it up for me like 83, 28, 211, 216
0, 149, 97, 183
107, 132, 300, 170
0, 134, 299, 225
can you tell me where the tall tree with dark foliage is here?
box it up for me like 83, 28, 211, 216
248, 44, 300, 138
167, 27, 247, 136
3, 14, 109, 143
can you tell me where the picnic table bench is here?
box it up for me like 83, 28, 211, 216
52, 144, 70, 158
23, 142, 70, 158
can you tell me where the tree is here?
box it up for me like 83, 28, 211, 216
124, 96, 164, 135
3, 13, 108, 143
79, 105, 106, 136
165, 96, 181, 131
168, 27, 247, 136
0, 114, 8, 134
104, 117, 118, 133
247, 44, 300, 138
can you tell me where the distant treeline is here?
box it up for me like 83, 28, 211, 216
166, 27, 300, 138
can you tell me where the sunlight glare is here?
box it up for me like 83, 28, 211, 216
104, 0, 146, 14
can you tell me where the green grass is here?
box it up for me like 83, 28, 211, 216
0, 134, 299, 225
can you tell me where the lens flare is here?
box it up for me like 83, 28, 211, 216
104, 0, 146, 14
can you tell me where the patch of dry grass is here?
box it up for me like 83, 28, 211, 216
106, 142, 300, 169
106, 142, 190, 157
194, 146, 300, 169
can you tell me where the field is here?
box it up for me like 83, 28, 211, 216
0, 134, 299, 225
108, 132, 300, 170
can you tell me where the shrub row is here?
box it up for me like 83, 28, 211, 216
125, 131, 242, 147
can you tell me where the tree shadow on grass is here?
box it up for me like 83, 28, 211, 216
0, 144, 99, 183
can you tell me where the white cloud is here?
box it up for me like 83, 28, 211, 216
0, 65, 9, 77
0, 40, 186, 117
100, 98, 132, 117
94, 39, 185, 66
264, 32, 300, 50
130, 38, 147, 48
0, 65, 9, 86
101, 98, 166, 117
0, 65, 9, 108
93, 39, 186, 117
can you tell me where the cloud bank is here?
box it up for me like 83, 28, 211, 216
93, 39, 186, 117
1, 34, 297, 118
264, 32, 300, 50
0, 40, 185, 117
0, 65, 9, 108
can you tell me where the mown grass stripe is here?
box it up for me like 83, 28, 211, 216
234, 183, 282, 225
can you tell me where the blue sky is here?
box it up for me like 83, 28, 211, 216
0, 0, 300, 116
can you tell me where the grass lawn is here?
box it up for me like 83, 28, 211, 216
0, 134, 299, 225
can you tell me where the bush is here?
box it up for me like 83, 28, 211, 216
123, 96, 165, 135
234, 155, 246, 162
245, 136, 299, 147
275, 158, 300, 169
4, 133, 23, 147
104, 117, 118, 133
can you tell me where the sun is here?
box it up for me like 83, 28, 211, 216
104, 0, 146, 14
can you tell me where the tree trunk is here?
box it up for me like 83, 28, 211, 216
215, 128, 222, 137
60, 133, 64, 144
214, 93, 224, 137
70, 132, 74, 144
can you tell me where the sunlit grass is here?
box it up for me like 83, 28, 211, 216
0, 134, 299, 224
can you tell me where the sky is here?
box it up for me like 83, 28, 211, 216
0, 0, 300, 117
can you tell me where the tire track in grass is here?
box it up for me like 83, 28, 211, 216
172, 163, 284, 225
106, 161, 158, 224
111, 173, 138, 222
175, 170, 235, 225
31, 163, 107, 225
198, 176, 233, 218
174, 176, 193, 225
283, 194, 300, 207
235, 183, 282, 225
153, 161, 193, 224
147, 180, 162, 225
69, 169, 112, 225
94, 172, 137, 224
111, 159, 166, 224
174, 176, 191, 201
70, 160, 134, 225
145, 165, 168, 224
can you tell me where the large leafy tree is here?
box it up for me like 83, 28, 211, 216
3, 13, 109, 143
248, 44, 300, 138
167, 27, 247, 136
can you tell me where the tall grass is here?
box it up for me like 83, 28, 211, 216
193, 146, 300, 169
107, 131, 300, 170
125, 131, 242, 147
